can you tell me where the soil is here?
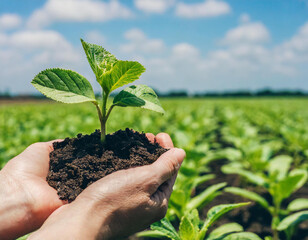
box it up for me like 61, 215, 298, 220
47, 128, 167, 202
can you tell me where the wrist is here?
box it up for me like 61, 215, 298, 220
0, 170, 33, 240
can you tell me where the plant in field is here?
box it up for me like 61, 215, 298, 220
167, 172, 226, 220
222, 155, 308, 240
138, 203, 263, 240
31, 39, 164, 142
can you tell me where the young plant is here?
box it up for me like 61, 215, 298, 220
222, 155, 308, 240
138, 203, 263, 240
31, 39, 164, 142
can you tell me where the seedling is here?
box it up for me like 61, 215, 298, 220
31, 39, 164, 142
138, 203, 263, 240
222, 155, 308, 240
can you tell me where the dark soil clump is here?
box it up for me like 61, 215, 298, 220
47, 128, 167, 202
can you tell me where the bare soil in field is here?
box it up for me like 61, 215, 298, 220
199, 159, 308, 240
47, 129, 166, 202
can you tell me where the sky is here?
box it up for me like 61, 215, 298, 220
0, 0, 308, 94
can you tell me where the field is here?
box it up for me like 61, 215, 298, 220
1, 98, 308, 240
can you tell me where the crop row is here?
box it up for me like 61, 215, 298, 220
0, 98, 307, 239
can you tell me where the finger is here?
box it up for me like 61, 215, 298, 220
146, 133, 155, 144
147, 148, 185, 193
156, 133, 174, 149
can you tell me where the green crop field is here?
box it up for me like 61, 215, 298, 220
1, 98, 308, 240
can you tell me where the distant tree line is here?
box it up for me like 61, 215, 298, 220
1, 88, 308, 100
156, 89, 308, 98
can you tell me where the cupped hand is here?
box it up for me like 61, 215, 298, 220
0, 140, 64, 240
29, 133, 185, 240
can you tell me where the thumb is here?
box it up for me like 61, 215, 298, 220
148, 148, 185, 189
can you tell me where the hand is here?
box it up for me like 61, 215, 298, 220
29, 133, 185, 240
0, 140, 64, 240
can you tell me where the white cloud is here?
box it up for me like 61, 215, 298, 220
274, 21, 308, 63
134, 0, 175, 13
119, 22, 308, 92
120, 28, 165, 55
239, 13, 250, 24
8, 30, 72, 51
0, 14, 22, 30
175, 0, 231, 18
0, 29, 84, 93
221, 22, 270, 45
172, 43, 200, 59
27, 0, 133, 29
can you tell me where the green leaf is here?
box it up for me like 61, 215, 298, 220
224, 187, 270, 210
277, 210, 308, 231
287, 198, 308, 212
136, 230, 170, 238
186, 182, 227, 212
31, 68, 96, 104
220, 232, 262, 240
222, 166, 267, 187
271, 172, 308, 202
179, 215, 197, 240
81, 39, 117, 79
289, 169, 308, 190
113, 85, 164, 114
151, 218, 181, 240
208, 223, 243, 240
101, 61, 145, 95
268, 155, 292, 180
200, 203, 250, 238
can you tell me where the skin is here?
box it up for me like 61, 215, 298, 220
0, 133, 185, 240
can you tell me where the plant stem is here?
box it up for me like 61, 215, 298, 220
94, 103, 105, 141
105, 105, 115, 121
272, 199, 281, 240
100, 92, 109, 142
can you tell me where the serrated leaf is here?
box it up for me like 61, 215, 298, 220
268, 155, 292, 180
224, 187, 270, 210
101, 61, 145, 95
81, 39, 117, 79
186, 182, 227, 212
220, 232, 262, 240
151, 218, 180, 240
202, 203, 250, 234
277, 210, 308, 231
31, 68, 96, 104
287, 198, 308, 212
113, 85, 164, 114
208, 223, 243, 240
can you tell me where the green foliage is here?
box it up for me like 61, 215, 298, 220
207, 223, 243, 240
1, 98, 308, 239
287, 198, 308, 212
31, 68, 96, 104
113, 85, 164, 114
145, 203, 251, 240
224, 187, 270, 210
277, 211, 308, 231
31, 39, 162, 141
101, 60, 145, 95
81, 39, 117, 79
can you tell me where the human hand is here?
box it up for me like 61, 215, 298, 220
29, 133, 185, 240
0, 140, 64, 240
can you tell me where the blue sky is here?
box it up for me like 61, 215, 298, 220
0, 0, 308, 94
